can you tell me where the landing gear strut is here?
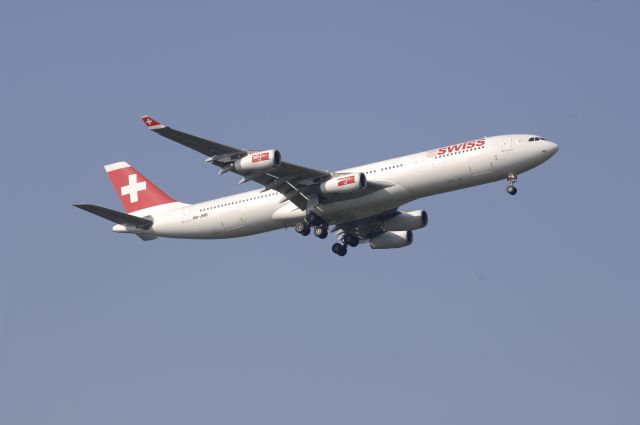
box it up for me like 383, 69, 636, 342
506, 172, 518, 195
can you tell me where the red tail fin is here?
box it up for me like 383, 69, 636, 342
104, 162, 176, 213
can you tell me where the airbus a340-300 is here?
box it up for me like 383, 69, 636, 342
75, 116, 558, 256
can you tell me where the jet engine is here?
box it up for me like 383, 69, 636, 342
369, 230, 413, 249
320, 172, 367, 194
234, 150, 281, 172
382, 210, 428, 231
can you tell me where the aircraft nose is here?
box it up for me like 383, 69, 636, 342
542, 140, 559, 156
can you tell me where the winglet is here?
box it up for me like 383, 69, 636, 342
141, 115, 165, 130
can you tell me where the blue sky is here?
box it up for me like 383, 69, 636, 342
1, 1, 638, 424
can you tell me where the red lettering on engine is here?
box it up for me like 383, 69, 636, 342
252, 152, 270, 163
338, 176, 356, 186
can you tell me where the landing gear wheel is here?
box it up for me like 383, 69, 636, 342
507, 185, 518, 195
343, 233, 359, 247
332, 242, 348, 256
314, 226, 328, 239
295, 222, 310, 236
307, 212, 321, 226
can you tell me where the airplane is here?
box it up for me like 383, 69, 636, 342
75, 116, 558, 256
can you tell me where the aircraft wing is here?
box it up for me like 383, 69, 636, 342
141, 116, 388, 210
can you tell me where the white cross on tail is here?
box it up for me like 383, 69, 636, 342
121, 174, 147, 203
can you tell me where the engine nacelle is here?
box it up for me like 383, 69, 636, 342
234, 150, 281, 172
369, 230, 413, 249
383, 210, 428, 231
320, 173, 367, 194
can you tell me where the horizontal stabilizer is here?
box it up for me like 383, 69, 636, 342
74, 204, 153, 228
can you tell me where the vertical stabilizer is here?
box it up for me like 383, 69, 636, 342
104, 162, 177, 213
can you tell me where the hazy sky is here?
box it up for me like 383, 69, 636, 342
2, 1, 639, 424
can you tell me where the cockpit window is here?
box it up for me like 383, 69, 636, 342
528, 136, 545, 141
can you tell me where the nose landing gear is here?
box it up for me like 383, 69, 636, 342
506, 172, 518, 195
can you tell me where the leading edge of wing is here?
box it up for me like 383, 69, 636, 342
140, 115, 330, 183
141, 115, 242, 158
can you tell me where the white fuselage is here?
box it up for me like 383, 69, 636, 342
120, 135, 558, 239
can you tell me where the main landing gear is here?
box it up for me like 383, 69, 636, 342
343, 233, 359, 248
295, 212, 359, 256
506, 172, 518, 195
331, 233, 359, 257
332, 242, 347, 256
307, 211, 321, 226
295, 212, 327, 238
